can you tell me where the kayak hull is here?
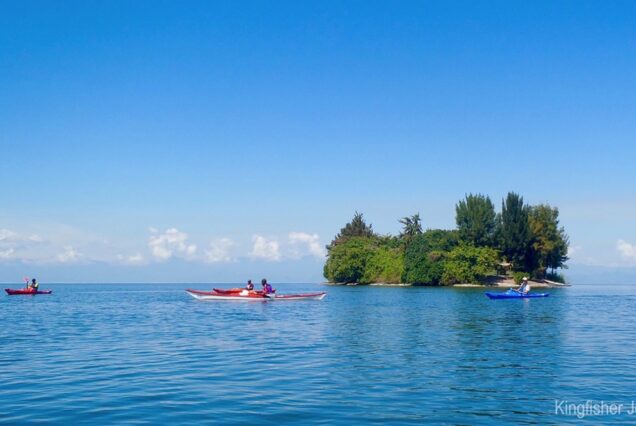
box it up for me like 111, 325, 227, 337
212, 288, 270, 295
186, 289, 326, 301
486, 292, 549, 300
5, 288, 52, 295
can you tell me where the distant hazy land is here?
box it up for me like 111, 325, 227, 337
566, 264, 636, 285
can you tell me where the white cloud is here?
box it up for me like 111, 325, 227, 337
128, 253, 144, 264
117, 253, 145, 265
0, 229, 18, 241
148, 228, 197, 261
250, 235, 281, 261
0, 228, 46, 262
0, 229, 39, 245
57, 246, 81, 263
0, 225, 327, 267
205, 238, 235, 263
0, 248, 15, 259
617, 240, 636, 262
288, 232, 326, 259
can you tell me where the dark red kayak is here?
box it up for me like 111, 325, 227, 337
5, 288, 52, 295
212, 288, 247, 294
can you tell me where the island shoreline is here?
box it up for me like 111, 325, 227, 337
324, 276, 571, 288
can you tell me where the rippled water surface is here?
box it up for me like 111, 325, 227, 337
2, 283, 636, 424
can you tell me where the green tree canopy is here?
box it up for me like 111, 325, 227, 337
455, 194, 497, 247
323, 237, 375, 283
329, 211, 375, 249
323, 194, 570, 285
402, 229, 459, 284
361, 245, 404, 284
528, 204, 569, 275
323, 237, 403, 284
441, 244, 500, 285
500, 192, 534, 272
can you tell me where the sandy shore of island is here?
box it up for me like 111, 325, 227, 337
473, 275, 571, 288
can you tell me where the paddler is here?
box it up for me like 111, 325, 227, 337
30, 278, 39, 291
261, 278, 274, 295
516, 277, 530, 294
246, 280, 254, 291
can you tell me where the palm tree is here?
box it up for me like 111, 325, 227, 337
399, 213, 422, 238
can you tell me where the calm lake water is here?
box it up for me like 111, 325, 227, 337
2, 283, 636, 424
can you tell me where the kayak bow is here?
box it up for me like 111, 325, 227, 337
186, 288, 326, 301
5, 288, 53, 296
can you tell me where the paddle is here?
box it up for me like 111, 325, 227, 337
23, 276, 30, 289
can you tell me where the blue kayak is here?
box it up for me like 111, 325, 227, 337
486, 289, 550, 300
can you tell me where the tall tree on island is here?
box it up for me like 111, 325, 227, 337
499, 192, 534, 272
528, 204, 569, 276
455, 194, 497, 247
399, 213, 423, 240
328, 211, 375, 249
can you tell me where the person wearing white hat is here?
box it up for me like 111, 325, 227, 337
516, 277, 531, 294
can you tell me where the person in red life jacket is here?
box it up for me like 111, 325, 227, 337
261, 278, 274, 295
246, 280, 254, 291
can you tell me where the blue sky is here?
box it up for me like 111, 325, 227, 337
1, 1, 635, 283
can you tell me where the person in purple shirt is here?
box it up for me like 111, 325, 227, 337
261, 278, 274, 295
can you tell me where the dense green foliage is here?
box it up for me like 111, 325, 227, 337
325, 197, 569, 285
323, 237, 403, 284
323, 237, 375, 283
402, 230, 459, 284
500, 192, 533, 272
361, 246, 404, 284
528, 204, 569, 276
441, 245, 500, 285
455, 194, 497, 247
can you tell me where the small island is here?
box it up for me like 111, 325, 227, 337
324, 192, 569, 287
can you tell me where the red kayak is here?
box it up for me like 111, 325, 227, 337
212, 288, 273, 295
5, 288, 52, 295
212, 288, 250, 294
186, 288, 325, 301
